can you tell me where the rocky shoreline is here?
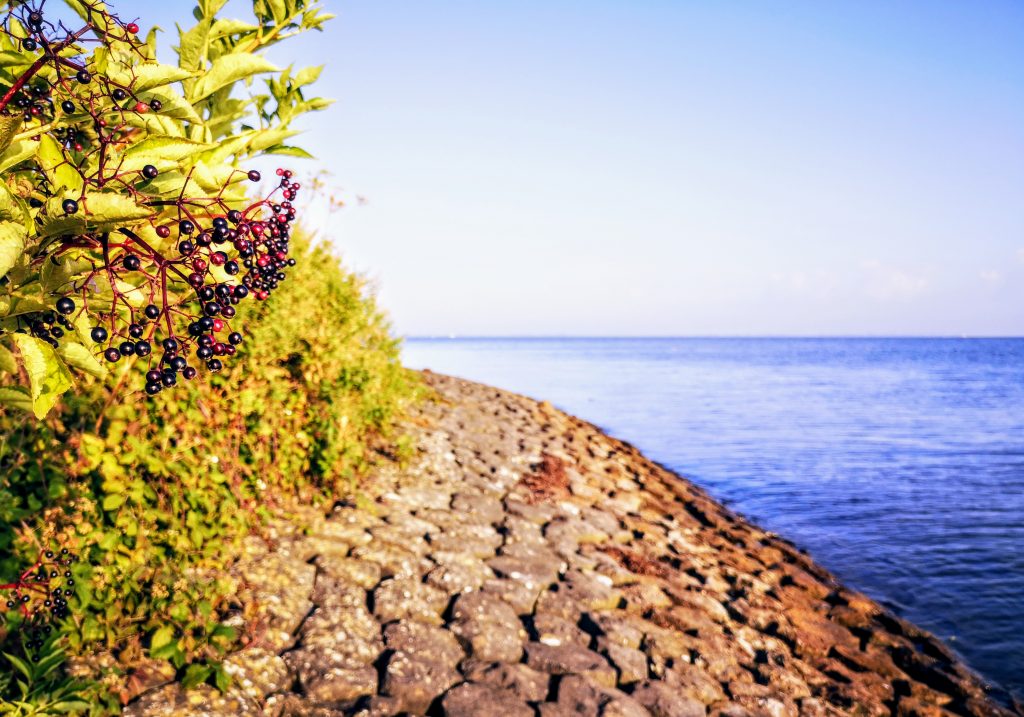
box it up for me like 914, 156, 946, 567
125, 371, 1019, 716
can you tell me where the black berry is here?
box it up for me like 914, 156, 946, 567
142, 164, 158, 180
62, 199, 79, 214
90, 327, 108, 343
55, 297, 75, 315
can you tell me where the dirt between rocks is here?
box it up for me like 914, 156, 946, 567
124, 371, 1020, 717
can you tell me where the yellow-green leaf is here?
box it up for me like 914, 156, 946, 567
133, 63, 196, 92
11, 333, 73, 419
83, 192, 156, 226
150, 625, 175, 650
0, 343, 17, 374
0, 115, 22, 155
58, 341, 109, 380
0, 386, 32, 413
0, 220, 26, 280
0, 138, 39, 174
190, 54, 278, 102
38, 135, 84, 194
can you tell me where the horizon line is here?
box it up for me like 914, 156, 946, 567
403, 334, 1024, 340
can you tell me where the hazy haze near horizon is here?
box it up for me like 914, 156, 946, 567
147, 1, 1024, 337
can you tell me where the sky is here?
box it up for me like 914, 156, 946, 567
148, 2, 1024, 336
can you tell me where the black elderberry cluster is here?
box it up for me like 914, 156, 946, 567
85, 169, 302, 396
17, 305, 77, 348
0, 549, 78, 651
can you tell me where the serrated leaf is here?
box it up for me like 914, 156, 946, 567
191, 54, 278, 102
0, 115, 22, 155
293, 65, 323, 88
83, 192, 156, 226
10, 334, 73, 419
133, 63, 196, 92
265, 145, 314, 159
142, 87, 202, 125
122, 135, 211, 172
58, 341, 109, 379
38, 213, 88, 239
210, 18, 259, 39
0, 220, 26, 280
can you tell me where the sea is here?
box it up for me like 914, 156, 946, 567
402, 337, 1024, 704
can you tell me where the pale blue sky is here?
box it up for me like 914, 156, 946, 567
150, 2, 1024, 336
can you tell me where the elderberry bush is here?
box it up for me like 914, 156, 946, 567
0, 0, 333, 415
0, 549, 78, 652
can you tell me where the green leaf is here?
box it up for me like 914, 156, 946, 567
58, 342, 109, 379
10, 334, 73, 419
0, 115, 22, 155
181, 664, 213, 689
0, 386, 32, 413
150, 625, 175, 650
0, 138, 40, 174
265, 145, 314, 159
132, 63, 196, 92
0, 344, 16, 374
2, 653, 31, 681
190, 54, 278, 102
101, 494, 124, 511
37, 135, 84, 194
83, 192, 155, 227
212, 662, 231, 693
122, 135, 211, 172
0, 220, 26, 280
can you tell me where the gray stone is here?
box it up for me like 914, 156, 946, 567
380, 650, 461, 714
304, 665, 378, 704
449, 591, 527, 662
441, 682, 534, 717
383, 620, 464, 668
631, 680, 706, 717
461, 661, 551, 702
525, 642, 617, 688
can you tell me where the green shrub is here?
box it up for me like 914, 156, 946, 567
0, 231, 416, 711
0, 0, 419, 711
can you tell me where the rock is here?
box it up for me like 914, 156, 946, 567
222, 647, 292, 700
123, 683, 261, 716
531, 612, 591, 647
380, 649, 461, 714
525, 642, 617, 688
600, 641, 648, 685
350, 543, 433, 580
441, 682, 534, 717
558, 570, 623, 611
449, 591, 527, 662
461, 661, 551, 702
631, 680, 705, 717
304, 665, 379, 704
451, 493, 506, 524
372, 577, 448, 624
550, 675, 651, 717
316, 556, 383, 589
383, 620, 464, 668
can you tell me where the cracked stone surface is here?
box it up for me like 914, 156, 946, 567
125, 371, 1018, 717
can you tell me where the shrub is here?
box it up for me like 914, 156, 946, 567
0, 1, 417, 712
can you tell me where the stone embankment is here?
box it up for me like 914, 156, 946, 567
126, 371, 1018, 716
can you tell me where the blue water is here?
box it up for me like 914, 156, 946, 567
402, 337, 1024, 703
